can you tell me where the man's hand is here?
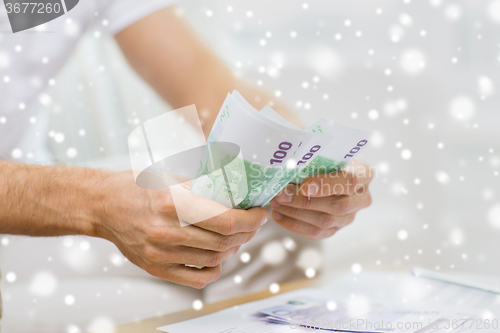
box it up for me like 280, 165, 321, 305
0, 161, 267, 290
95, 171, 269, 289
270, 159, 373, 240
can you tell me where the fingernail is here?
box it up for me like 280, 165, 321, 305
261, 216, 269, 225
278, 190, 293, 204
270, 198, 281, 208
307, 181, 319, 196
274, 212, 283, 221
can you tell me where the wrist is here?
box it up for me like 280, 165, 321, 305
85, 169, 145, 243
82, 168, 119, 239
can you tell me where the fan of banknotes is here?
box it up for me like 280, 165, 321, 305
189, 91, 371, 209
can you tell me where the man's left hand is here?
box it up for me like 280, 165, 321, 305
270, 159, 374, 240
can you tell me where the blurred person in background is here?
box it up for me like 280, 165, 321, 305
0, 0, 372, 330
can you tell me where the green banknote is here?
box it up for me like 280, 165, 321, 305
190, 92, 370, 209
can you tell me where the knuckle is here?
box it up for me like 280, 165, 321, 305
143, 246, 161, 264
232, 245, 241, 255
327, 227, 339, 238
153, 193, 175, 213
191, 268, 222, 289
241, 233, 252, 245
333, 197, 351, 215
345, 173, 358, 191
218, 215, 236, 235
281, 219, 300, 234
145, 264, 163, 278
340, 215, 355, 228
146, 225, 166, 241
348, 170, 358, 183
288, 222, 302, 235
205, 252, 223, 267
301, 196, 313, 209
169, 228, 187, 244
318, 214, 335, 229
286, 206, 300, 218
191, 277, 210, 289
248, 216, 262, 232
308, 226, 324, 239
245, 231, 257, 244
212, 267, 222, 281
215, 236, 232, 252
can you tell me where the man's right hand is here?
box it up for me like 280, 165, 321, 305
93, 170, 268, 289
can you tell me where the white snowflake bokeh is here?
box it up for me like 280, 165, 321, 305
1, 1, 499, 332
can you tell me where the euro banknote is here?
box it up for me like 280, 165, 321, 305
259, 297, 451, 333
189, 91, 371, 209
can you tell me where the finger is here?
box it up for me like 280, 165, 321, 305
272, 211, 340, 240
149, 264, 222, 289
299, 159, 374, 197
273, 187, 372, 215
271, 201, 357, 229
194, 207, 269, 235
177, 226, 257, 252
166, 245, 241, 267
147, 223, 257, 252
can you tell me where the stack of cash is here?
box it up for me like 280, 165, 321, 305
190, 91, 370, 209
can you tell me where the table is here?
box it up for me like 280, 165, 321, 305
98, 278, 321, 333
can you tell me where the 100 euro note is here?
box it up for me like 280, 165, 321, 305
230, 91, 336, 207
259, 297, 447, 333
190, 92, 371, 209
190, 92, 318, 209
259, 106, 371, 185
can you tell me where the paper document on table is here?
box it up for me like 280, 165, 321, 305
159, 294, 459, 333
158, 289, 320, 333
412, 267, 500, 294
157, 272, 500, 333
259, 297, 447, 332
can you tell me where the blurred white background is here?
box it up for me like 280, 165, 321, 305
1, 0, 499, 332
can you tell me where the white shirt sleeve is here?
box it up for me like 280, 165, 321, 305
101, 0, 181, 35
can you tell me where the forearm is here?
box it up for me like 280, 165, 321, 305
116, 7, 302, 136
0, 161, 107, 237
157, 53, 304, 132
129, 50, 302, 134
157, 74, 303, 135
